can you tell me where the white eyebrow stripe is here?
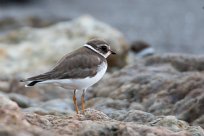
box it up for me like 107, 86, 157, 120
84, 44, 106, 58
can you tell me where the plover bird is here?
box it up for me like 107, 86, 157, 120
21, 39, 116, 114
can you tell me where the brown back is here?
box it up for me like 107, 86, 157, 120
26, 47, 106, 81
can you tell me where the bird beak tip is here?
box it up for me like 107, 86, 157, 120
110, 50, 116, 55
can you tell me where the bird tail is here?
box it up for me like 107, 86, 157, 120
20, 80, 42, 87
26, 81, 42, 87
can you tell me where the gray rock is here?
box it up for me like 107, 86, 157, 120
40, 99, 74, 113
8, 93, 38, 108
23, 107, 53, 115
145, 54, 204, 72
89, 54, 204, 128
86, 97, 129, 118
0, 92, 53, 136
0, 92, 19, 110
0, 90, 203, 136
188, 126, 204, 136
23, 99, 74, 115
150, 116, 189, 132
150, 116, 204, 136
193, 115, 204, 129
86, 98, 154, 123
24, 109, 196, 136
121, 110, 156, 123
128, 102, 145, 111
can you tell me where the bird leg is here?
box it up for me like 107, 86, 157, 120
73, 90, 79, 114
81, 89, 85, 114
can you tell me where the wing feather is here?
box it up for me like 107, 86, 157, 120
25, 47, 104, 81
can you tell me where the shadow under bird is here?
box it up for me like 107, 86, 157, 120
21, 39, 116, 114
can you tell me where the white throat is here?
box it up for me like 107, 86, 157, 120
84, 44, 109, 58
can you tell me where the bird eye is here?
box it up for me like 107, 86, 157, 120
101, 46, 108, 52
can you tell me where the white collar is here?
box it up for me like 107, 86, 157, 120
84, 44, 108, 58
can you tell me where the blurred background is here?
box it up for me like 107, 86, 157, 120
0, 0, 204, 54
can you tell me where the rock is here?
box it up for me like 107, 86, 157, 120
89, 54, 204, 129
24, 109, 195, 136
145, 54, 204, 72
0, 79, 10, 92
23, 99, 74, 115
120, 110, 156, 123
0, 15, 128, 79
0, 92, 52, 136
86, 97, 129, 111
150, 116, 189, 132
86, 97, 130, 119
188, 126, 204, 136
23, 107, 53, 115
0, 92, 19, 110
86, 98, 154, 123
8, 93, 38, 108
2, 91, 198, 135
193, 115, 204, 128
128, 102, 145, 111
40, 99, 74, 113
81, 108, 111, 121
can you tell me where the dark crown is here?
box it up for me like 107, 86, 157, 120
86, 39, 108, 48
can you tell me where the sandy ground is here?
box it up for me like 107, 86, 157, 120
0, 0, 204, 54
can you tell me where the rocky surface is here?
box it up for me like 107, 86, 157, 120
0, 94, 201, 136
90, 54, 204, 128
1, 53, 204, 135
0, 92, 51, 136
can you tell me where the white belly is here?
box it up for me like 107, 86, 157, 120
39, 62, 107, 90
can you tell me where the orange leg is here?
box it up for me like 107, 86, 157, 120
81, 89, 85, 114
73, 90, 79, 114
